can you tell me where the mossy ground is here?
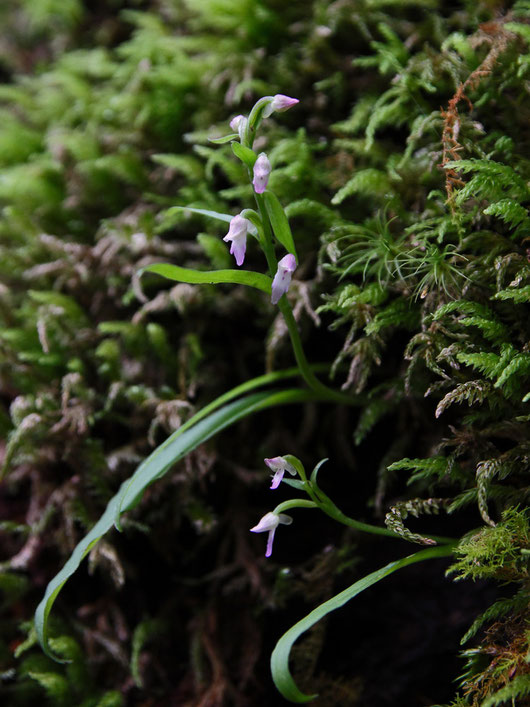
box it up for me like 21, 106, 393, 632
0, 1, 529, 705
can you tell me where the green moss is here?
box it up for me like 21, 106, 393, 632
0, 0, 529, 704
449, 508, 530, 582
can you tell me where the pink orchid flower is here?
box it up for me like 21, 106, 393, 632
271, 254, 296, 304
252, 152, 271, 194
265, 456, 297, 489
223, 213, 251, 266
250, 511, 293, 557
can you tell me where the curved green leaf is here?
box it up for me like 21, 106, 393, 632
113, 367, 327, 529
270, 544, 455, 703
309, 457, 328, 485
167, 366, 323, 434
142, 263, 272, 294
35, 387, 320, 661
232, 141, 257, 170
165, 206, 233, 224
208, 133, 238, 144
162, 206, 258, 237
263, 191, 298, 259
119, 389, 316, 513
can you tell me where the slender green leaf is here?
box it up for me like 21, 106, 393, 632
270, 545, 455, 703
208, 133, 238, 144
119, 389, 316, 513
35, 387, 321, 661
231, 142, 257, 169
148, 367, 322, 445
164, 206, 232, 224
263, 191, 297, 259
310, 458, 328, 485
161, 206, 258, 235
142, 263, 272, 294
282, 479, 305, 490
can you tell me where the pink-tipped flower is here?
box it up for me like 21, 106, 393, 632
250, 511, 292, 557
263, 94, 299, 118
229, 114, 247, 140
223, 213, 250, 266
252, 152, 271, 194
271, 254, 296, 304
265, 456, 297, 489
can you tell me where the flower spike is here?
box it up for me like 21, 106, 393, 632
252, 152, 271, 194
265, 456, 297, 489
271, 254, 296, 304
223, 213, 251, 266
250, 511, 293, 557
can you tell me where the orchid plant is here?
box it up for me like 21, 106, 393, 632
34, 92, 457, 705
141, 93, 355, 405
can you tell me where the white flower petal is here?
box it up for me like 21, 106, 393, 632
271, 254, 296, 304
252, 152, 271, 194
223, 213, 250, 266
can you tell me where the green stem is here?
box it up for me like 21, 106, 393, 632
240, 101, 355, 406
244, 96, 273, 149
278, 299, 357, 406
254, 192, 278, 273
274, 499, 318, 514
254, 195, 357, 407
315, 487, 457, 545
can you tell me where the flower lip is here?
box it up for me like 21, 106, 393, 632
271, 253, 297, 305
250, 511, 281, 533
252, 152, 271, 194
223, 213, 250, 266
250, 511, 293, 557
264, 456, 297, 489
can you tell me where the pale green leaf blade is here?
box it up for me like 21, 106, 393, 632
281, 479, 305, 490
35, 388, 319, 661
34, 492, 124, 662
120, 388, 317, 513
270, 545, 454, 703
158, 205, 258, 235
309, 457, 328, 485
164, 205, 233, 224
263, 191, 298, 259
208, 133, 238, 144
231, 142, 257, 169
142, 263, 272, 294
163, 366, 325, 436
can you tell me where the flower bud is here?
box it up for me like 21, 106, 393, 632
252, 152, 271, 194
271, 254, 296, 304
229, 114, 247, 140
263, 94, 299, 118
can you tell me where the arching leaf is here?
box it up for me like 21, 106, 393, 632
142, 263, 272, 294
270, 544, 455, 703
35, 385, 323, 661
